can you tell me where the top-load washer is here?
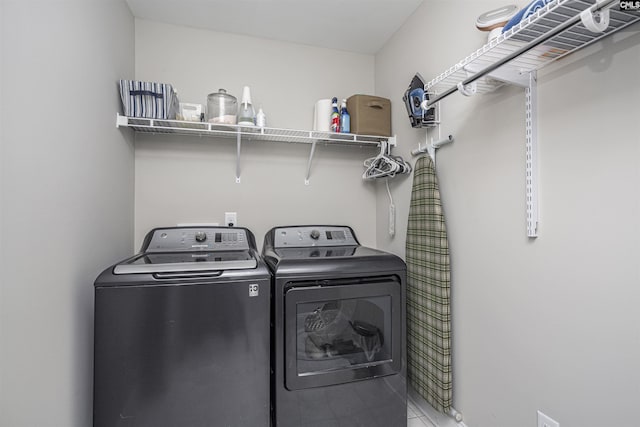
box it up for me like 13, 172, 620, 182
93, 226, 270, 427
263, 225, 407, 427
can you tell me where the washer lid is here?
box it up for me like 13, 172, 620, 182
113, 251, 257, 274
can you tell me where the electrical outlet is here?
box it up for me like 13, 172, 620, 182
537, 411, 559, 427
225, 212, 237, 227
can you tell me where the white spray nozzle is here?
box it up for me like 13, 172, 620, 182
241, 86, 252, 105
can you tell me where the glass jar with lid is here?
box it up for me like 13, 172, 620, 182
206, 89, 237, 124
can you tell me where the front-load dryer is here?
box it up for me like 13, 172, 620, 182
263, 225, 407, 427
93, 226, 270, 427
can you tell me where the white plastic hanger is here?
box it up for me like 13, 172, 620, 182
363, 141, 411, 180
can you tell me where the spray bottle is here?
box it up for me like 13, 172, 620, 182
238, 86, 256, 126
330, 97, 340, 132
340, 99, 350, 133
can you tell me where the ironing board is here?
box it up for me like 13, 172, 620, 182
405, 155, 452, 413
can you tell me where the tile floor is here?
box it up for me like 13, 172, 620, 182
407, 394, 437, 427
407, 388, 462, 427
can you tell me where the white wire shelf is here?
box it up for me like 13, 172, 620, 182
116, 114, 395, 185
116, 114, 393, 148
426, 0, 640, 98
422, 0, 639, 238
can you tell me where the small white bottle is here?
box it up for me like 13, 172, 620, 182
256, 107, 266, 127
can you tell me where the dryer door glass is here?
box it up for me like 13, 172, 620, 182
284, 277, 401, 390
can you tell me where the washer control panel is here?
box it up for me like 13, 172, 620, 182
144, 227, 250, 252
273, 226, 357, 248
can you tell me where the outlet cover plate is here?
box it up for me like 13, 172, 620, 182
225, 212, 237, 227
537, 411, 559, 427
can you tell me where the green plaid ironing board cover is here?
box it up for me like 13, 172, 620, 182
406, 155, 452, 412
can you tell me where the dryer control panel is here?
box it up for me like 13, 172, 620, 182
143, 227, 250, 252
273, 226, 358, 248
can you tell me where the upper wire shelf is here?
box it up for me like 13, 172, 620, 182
420, 0, 639, 238
425, 0, 640, 100
116, 114, 393, 148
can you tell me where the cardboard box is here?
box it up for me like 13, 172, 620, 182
347, 95, 391, 136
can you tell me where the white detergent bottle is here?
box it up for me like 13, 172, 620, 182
256, 106, 266, 127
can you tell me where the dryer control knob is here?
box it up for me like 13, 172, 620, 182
310, 229, 320, 240
194, 231, 207, 242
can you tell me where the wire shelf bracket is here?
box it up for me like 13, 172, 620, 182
235, 131, 242, 184
526, 72, 539, 237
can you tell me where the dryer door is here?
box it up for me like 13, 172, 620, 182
284, 277, 401, 390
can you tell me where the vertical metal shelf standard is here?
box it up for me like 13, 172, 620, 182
116, 114, 394, 185
421, 0, 640, 237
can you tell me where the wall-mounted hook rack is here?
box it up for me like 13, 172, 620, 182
411, 134, 454, 164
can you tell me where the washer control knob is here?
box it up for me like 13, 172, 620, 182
310, 229, 320, 240
194, 231, 207, 242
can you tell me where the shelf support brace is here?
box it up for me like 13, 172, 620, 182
235, 131, 242, 184
305, 139, 317, 185
525, 71, 539, 237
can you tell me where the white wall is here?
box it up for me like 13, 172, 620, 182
0, 1, 135, 426
0, 1, 5, 421
376, 1, 640, 426
134, 20, 379, 249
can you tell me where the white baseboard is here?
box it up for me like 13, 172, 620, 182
408, 388, 469, 427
